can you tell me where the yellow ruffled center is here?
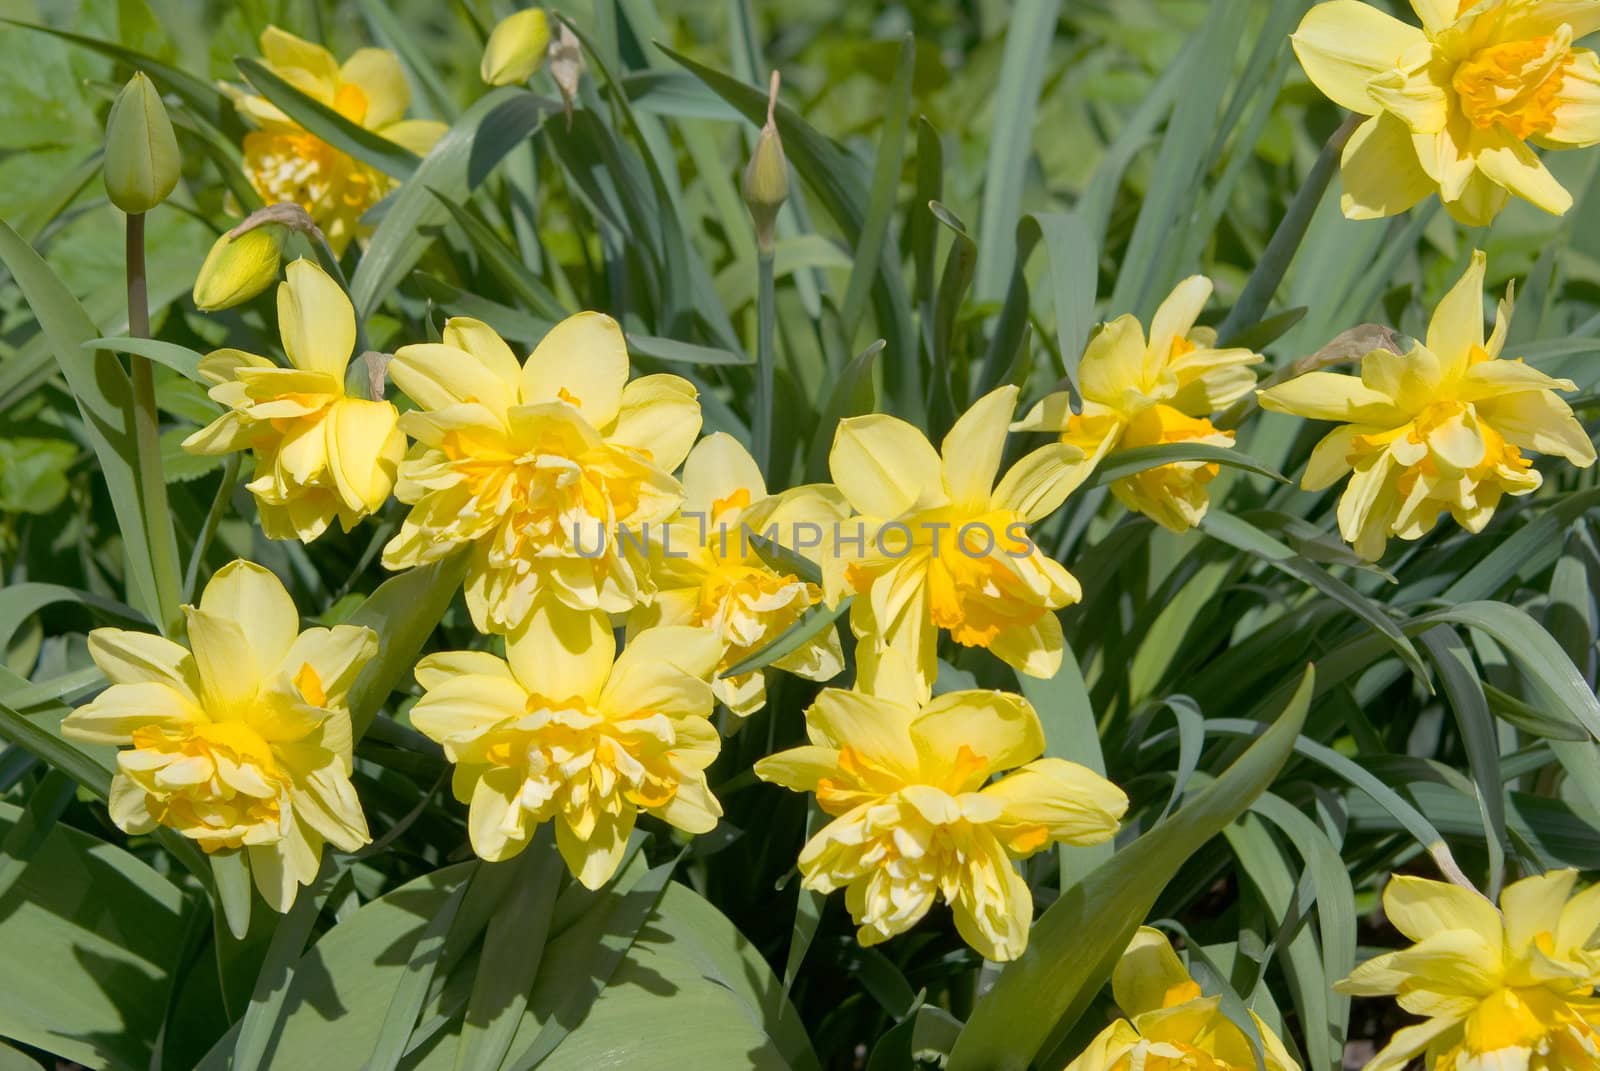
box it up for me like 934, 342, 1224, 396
1452, 35, 1573, 139
243, 129, 386, 230
921, 508, 1047, 649
482, 696, 682, 835
1437, 986, 1600, 1069
694, 560, 818, 667
123, 720, 288, 851
1108, 1040, 1244, 1071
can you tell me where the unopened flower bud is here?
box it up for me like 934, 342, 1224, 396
104, 72, 180, 215
193, 223, 288, 311
481, 8, 551, 87
549, 20, 583, 129
743, 72, 789, 252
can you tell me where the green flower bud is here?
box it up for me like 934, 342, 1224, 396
103, 72, 180, 215
481, 8, 551, 87
743, 72, 789, 252
193, 223, 288, 312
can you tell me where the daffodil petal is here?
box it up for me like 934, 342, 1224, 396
1341, 112, 1437, 220
277, 259, 354, 380
1292, 1, 1427, 115
611, 374, 702, 471
830, 414, 945, 517
506, 601, 614, 706
941, 385, 1018, 509
199, 559, 300, 671
522, 311, 629, 428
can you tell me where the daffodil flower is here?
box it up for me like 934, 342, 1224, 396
823, 385, 1086, 704
1013, 276, 1262, 532
184, 259, 406, 543
229, 27, 448, 253
62, 561, 374, 912
409, 615, 722, 888
1293, 0, 1600, 224
629, 433, 848, 716
383, 313, 701, 636
754, 684, 1126, 961
1337, 870, 1600, 1070
1064, 927, 1301, 1071
1259, 251, 1594, 560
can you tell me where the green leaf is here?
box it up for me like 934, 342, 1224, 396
236, 56, 421, 180
89, 335, 206, 382
840, 34, 914, 339
1019, 646, 1113, 888
0, 217, 183, 634
627, 331, 752, 367
346, 552, 470, 737
0, 437, 76, 515
948, 665, 1314, 1071
1091, 445, 1288, 487
805, 338, 885, 482
1421, 625, 1506, 895
350, 89, 555, 319
721, 598, 850, 680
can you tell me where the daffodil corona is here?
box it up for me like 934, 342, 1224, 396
409, 616, 722, 887
383, 313, 701, 636
630, 433, 847, 715
230, 27, 447, 253
1064, 928, 1301, 1071
755, 685, 1127, 961
1338, 871, 1600, 1070
1014, 276, 1262, 532
184, 259, 405, 543
62, 561, 374, 911
1259, 252, 1594, 559
824, 385, 1086, 704
1294, 0, 1600, 224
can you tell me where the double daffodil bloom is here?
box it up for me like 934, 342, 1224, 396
1014, 277, 1262, 532
230, 27, 447, 253
629, 433, 848, 715
1259, 252, 1594, 560
824, 385, 1085, 704
383, 313, 701, 636
1337, 871, 1600, 1070
754, 685, 1126, 961
1065, 928, 1300, 1071
62, 561, 374, 912
409, 614, 722, 888
184, 259, 405, 543
1293, 0, 1600, 224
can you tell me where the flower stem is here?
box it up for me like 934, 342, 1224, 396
1216, 113, 1361, 346
753, 246, 777, 475
184, 453, 239, 602
126, 212, 182, 634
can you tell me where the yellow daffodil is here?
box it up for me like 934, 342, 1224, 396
1293, 0, 1600, 224
383, 313, 700, 636
409, 614, 722, 887
1259, 252, 1594, 560
754, 684, 1127, 961
823, 385, 1086, 705
183, 259, 404, 543
628, 433, 848, 716
1337, 870, 1600, 1070
61, 561, 374, 912
1013, 277, 1262, 532
1064, 927, 1301, 1071
230, 27, 448, 253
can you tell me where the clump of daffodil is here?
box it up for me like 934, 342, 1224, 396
754, 683, 1127, 961
229, 27, 447, 253
1259, 251, 1594, 560
62, 561, 374, 912
481, 8, 551, 86
184, 259, 405, 542
383, 313, 700, 637
1293, 0, 1600, 224
1065, 928, 1301, 1071
409, 613, 722, 888
1014, 276, 1262, 532
1338, 870, 1600, 1070
629, 433, 848, 716
823, 385, 1086, 704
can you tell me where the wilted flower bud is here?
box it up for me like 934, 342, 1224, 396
104, 72, 180, 215
193, 223, 288, 311
480, 8, 551, 87
549, 19, 583, 129
743, 72, 789, 252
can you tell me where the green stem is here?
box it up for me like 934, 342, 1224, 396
1215, 113, 1361, 346
753, 246, 776, 475
126, 213, 182, 634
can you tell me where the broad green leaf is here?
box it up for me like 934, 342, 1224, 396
1091, 445, 1288, 487
948, 666, 1314, 1070
840, 34, 913, 339
346, 552, 470, 737
90, 335, 205, 382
